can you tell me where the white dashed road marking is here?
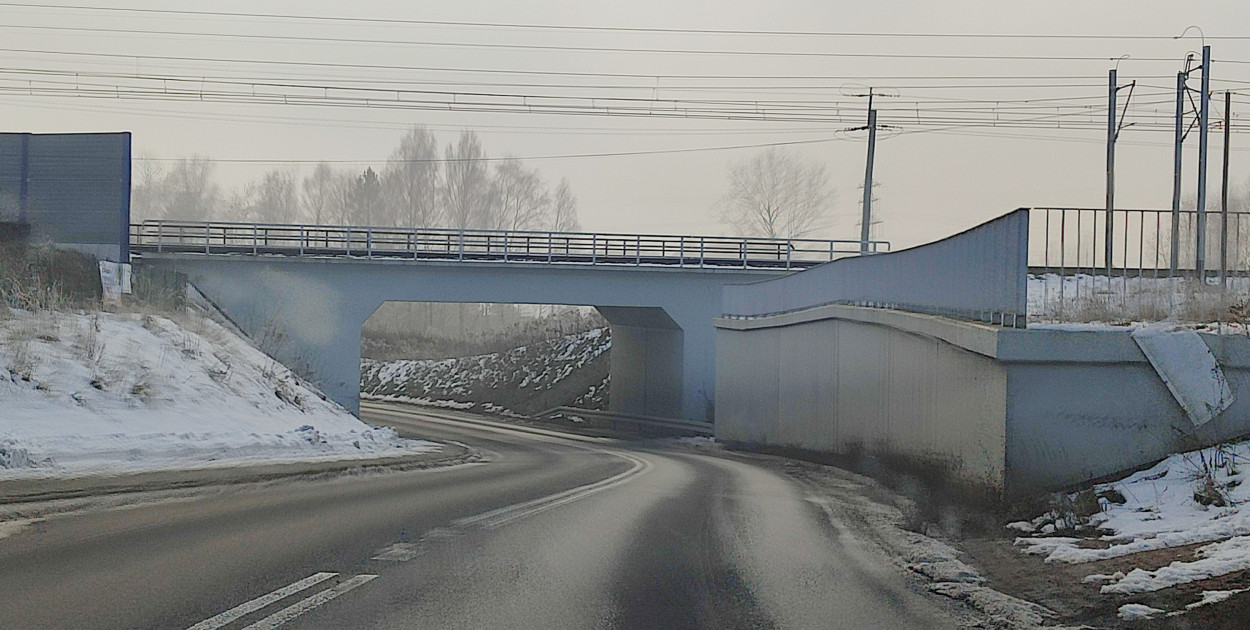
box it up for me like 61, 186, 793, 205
190, 408, 648, 628
452, 452, 651, 530
372, 542, 421, 562
185, 572, 338, 630
240, 574, 379, 630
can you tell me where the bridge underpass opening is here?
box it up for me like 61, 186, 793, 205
358, 301, 685, 420
139, 253, 789, 423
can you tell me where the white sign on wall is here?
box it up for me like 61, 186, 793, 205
98, 260, 132, 306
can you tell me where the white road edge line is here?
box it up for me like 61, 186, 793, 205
240, 574, 379, 630
361, 403, 612, 444
368, 403, 653, 530
185, 572, 338, 630
452, 452, 652, 530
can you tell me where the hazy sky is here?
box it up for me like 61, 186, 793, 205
3, 0, 1249, 248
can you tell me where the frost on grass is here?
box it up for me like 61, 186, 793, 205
0, 309, 437, 477
1013, 440, 1250, 595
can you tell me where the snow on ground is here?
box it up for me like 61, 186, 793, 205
1013, 440, 1250, 595
1028, 273, 1245, 323
1117, 603, 1164, 621
361, 327, 610, 415
0, 308, 437, 478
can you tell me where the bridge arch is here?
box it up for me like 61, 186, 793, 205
147, 254, 786, 421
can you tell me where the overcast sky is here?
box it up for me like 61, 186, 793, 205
3, 0, 1249, 248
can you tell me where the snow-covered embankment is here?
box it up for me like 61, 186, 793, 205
361, 327, 610, 416
0, 308, 437, 478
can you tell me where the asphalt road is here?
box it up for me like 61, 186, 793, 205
0, 403, 960, 629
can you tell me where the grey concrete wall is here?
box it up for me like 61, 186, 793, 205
721, 208, 1028, 325
1001, 328, 1250, 495
715, 304, 1250, 497
141, 254, 782, 421
597, 306, 685, 418
716, 310, 1009, 490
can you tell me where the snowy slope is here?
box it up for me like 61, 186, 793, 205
361, 327, 610, 415
0, 308, 436, 478
1013, 440, 1250, 596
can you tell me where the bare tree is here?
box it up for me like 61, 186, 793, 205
716, 147, 834, 239
549, 177, 581, 232
350, 167, 382, 225
302, 162, 342, 225
442, 131, 491, 230
129, 155, 166, 221
486, 158, 550, 231
383, 127, 441, 228
160, 156, 220, 221
227, 168, 301, 223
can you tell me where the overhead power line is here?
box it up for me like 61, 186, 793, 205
1, 2, 1248, 41
0, 67, 1164, 111
0, 23, 1227, 63
7, 47, 1247, 91
0, 70, 1191, 130
131, 134, 864, 164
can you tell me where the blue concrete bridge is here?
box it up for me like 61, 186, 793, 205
133, 220, 884, 421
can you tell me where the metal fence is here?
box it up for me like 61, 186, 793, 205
130, 220, 886, 270
1028, 207, 1250, 322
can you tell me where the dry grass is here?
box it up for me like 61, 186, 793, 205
1041, 277, 1244, 325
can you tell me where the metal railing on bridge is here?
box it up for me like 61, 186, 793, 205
130, 220, 886, 270
1028, 207, 1250, 322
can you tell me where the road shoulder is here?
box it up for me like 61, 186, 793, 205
0, 440, 477, 504
669, 441, 1083, 630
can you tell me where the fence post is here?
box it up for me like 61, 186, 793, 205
592, 234, 598, 264
299, 226, 305, 256
547, 232, 553, 264
458, 230, 465, 262
204, 221, 210, 255
636, 235, 642, 265
252, 224, 258, 256
679, 236, 685, 267
699, 237, 705, 268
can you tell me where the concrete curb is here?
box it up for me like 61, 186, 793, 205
0, 441, 477, 504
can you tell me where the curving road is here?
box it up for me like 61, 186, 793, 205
0, 402, 960, 629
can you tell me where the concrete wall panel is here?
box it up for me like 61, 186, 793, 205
776, 321, 832, 449
722, 209, 1029, 324
717, 313, 1008, 490
1003, 335, 1250, 495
